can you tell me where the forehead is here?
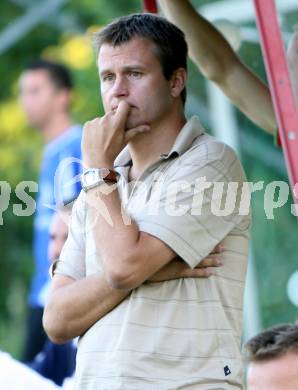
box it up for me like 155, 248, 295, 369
20, 69, 52, 88
247, 353, 298, 390
97, 37, 160, 70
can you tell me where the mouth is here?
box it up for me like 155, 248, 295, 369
111, 104, 136, 112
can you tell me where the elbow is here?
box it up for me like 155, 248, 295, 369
106, 269, 136, 290
194, 53, 238, 84
42, 307, 72, 344
104, 259, 138, 290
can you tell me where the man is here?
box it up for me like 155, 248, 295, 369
44, 14, 250, 388
19, 60, 82, 361
245, 323, 298, 389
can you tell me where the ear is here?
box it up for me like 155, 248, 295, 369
170, 68, 187, 99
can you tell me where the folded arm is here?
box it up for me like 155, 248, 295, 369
44, 256, 220, 344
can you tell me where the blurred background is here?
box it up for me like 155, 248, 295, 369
1, 0, 297, 358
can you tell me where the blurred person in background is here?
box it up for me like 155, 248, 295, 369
158, 0, 298, 136
245, 323, 298, 389
19, 59, 82, 361
28, 208, 76, 386
0, 208, 75, 389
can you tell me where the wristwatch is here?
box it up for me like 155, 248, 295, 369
81, 168, 118, 192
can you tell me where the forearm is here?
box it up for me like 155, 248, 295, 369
87, 184, 140, 269
159, 0, 238, 80
43, 272, 130, 343
86, 184, 176, 289
159, 0, 276, 134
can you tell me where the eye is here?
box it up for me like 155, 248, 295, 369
102, 74, 115, 82
128, 71, 142, 79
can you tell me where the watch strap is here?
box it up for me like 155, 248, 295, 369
104, 169, 118, 183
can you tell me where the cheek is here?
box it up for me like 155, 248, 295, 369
100, 90, 110, 111
21, 93, 37, 109
146, 86, 172, 112
28, 93, 51, 113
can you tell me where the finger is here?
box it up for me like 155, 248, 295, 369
114, 101, 130, 127
193, 267, 215, 277
196, 256, 223, 268
210, 243, 224, 254
125, 125, 150, 142
181, 267, 214, 278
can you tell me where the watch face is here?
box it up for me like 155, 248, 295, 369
82, 168, 116, 191
99, 168, 110, 179
84, 169, 99, 186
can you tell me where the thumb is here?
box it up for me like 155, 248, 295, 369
125, 125, 150, 142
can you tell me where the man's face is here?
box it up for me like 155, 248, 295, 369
247, 352, 298, 390
48, 212, 69, 262
19, 69, 65, 128
98, 37, 174, 130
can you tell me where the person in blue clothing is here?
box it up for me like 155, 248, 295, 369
28, 208, 77, 386
19, 59, 82, 361
0, 208, 76, 389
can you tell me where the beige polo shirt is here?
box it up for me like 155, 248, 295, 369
55, 116, 250, 389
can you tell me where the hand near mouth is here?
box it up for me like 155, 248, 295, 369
82, 101, 150, 168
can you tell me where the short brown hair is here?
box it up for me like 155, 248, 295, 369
24, 59, 73, 90
245, 323, 298, 363
93, 13, 188, 105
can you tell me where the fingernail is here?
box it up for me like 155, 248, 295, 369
216, 258, 224, 265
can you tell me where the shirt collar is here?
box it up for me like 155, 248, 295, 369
114, 116, 204, 168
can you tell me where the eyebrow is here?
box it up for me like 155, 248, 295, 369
100, 65, 146, 77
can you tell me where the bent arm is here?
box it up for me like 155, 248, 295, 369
43, 272, 130, 344
44, 174, 222, 343
86, 184, 178, 290
44, 254, 220, 344
159, 0, 276, 134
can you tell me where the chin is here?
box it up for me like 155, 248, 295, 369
25, 114, 39, 127
125, 120, 141, 131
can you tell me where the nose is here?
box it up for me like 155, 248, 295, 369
112, 75, 129, 98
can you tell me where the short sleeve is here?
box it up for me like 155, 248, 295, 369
53, 192, 86, 279
136, 142, 250, 269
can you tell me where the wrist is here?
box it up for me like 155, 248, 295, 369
81, 167, 119, 193
83, 155, 114, 169
84, 162, 114, 170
